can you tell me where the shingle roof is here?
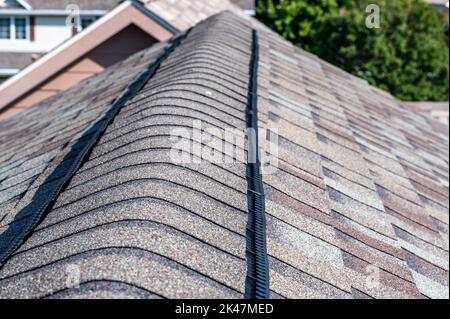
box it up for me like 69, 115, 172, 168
256, 28, 448, 299
24, 0, 122, 10
0, 11, 448, 299
230, 0, 255, 11
142, 0, 243, 31
23, 0, 248, 12
404, 102, 449, 125
0, 52, 39, 71
425, 0, 448, 5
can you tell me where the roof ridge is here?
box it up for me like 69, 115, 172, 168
244, 29, 270, 299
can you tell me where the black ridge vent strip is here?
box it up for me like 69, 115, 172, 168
0, 29, 191, 268
244, 29, 269, 299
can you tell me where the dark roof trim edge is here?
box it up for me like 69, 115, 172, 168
0, 29, 191, 269
130, 0, 179, 35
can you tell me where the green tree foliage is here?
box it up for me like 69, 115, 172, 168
256, 0, 449, 101
256, 0, 340, 50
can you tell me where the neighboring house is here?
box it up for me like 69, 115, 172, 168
426, 0, 449, 18
0, 0, 122, 81
231, 0, 255, 15
0, 51, 40, 81
0, 12, 448, 299
0, 0, 249, 120
0, 0, 255, 83
426, 0, 449, 31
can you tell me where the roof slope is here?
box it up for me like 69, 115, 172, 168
0, 11, 448, 299
0, 53, 38, 71
19, 0, 247, 12
404, 102, 449, 125
142, 0, 243, 31
256, 28, 449, 299
24, 0, 121, 10
0, 13, 251, 299
0, 40, 172, 265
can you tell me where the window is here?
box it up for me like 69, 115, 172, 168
80, 17, 95, 30
0, 17, 29, 40
0, 18, 10, 39
15, 17, 26, 39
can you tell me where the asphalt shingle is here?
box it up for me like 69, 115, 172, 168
0, 10, 448, 299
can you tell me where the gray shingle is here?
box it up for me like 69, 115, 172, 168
25, 0, 121, 10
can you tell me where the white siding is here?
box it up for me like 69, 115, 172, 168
34, 16, 72, 50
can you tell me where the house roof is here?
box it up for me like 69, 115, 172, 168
0, 11, 448, 299
230, 0, 255, 11
17, 0, 122, 11
21, 0, 251, 12
404, 102, 449, 125
0, 0, 242, 120
425, 0, 448, 6
0, 52, 39, 71
142, 0, 242, 31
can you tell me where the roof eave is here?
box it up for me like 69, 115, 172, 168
16, 0, 32, 10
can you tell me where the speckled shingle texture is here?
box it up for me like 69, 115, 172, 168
25, 0, 121, 10
0, 12, 251, 299
0, 41, 170, 236
256, 28, 449, 299
0, 11, 448, 299
143, 0, 244, 31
